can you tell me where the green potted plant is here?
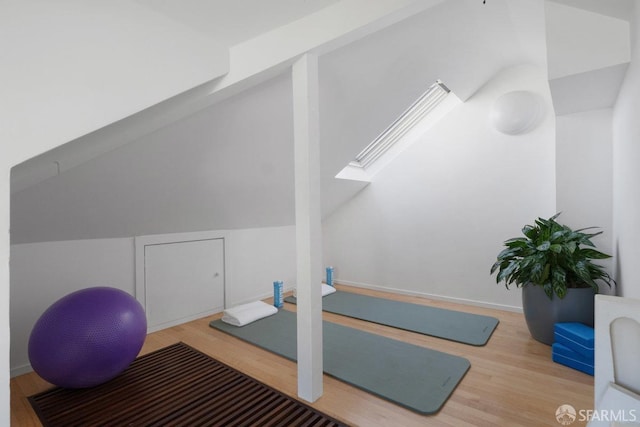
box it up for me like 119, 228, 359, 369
490, 213, 615, 344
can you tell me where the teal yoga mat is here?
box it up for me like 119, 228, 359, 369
210, 310, 470, 415
284, 291, 499, 346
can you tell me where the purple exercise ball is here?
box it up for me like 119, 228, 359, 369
28, 287, 147, 388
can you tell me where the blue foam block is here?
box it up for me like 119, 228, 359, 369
554, 322, 594, 360
552, 342, 593, 364
552, 342, 594, 375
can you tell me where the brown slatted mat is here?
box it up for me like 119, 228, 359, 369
29, 342, 349, 427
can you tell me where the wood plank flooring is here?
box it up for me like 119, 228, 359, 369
11, 285, 594, 427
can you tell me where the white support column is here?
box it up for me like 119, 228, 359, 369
292, 53, 323, 402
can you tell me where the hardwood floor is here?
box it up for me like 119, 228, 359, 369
11, 285, 594, 426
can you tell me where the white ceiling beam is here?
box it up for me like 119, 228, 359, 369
218, 0, 446, 87
145, 0, 447, 127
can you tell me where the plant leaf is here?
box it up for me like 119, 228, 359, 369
490, 261, 500, 275
551, 268, 566, 296
580, 248, 612, 260
550, 212, 562, 221
554, 284, 567, 299
541, 263, 551, 283
574, 260, 597, 288
522, 225, 536, 239
530, 263, 544, 284
549, 244, 562, 253
536, 241, 551, 251
549, 230, 566, 242
496, 261, 518, 283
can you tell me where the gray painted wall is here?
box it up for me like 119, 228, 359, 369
11, 74, 296, 244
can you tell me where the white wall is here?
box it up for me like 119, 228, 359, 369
613, 2, 640, 299
556, 109, 614, 292
10, 225, 297, 376
226, 226, 297, 306
322, 65, 556, 311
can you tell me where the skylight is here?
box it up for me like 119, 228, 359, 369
336, 80, 459, 182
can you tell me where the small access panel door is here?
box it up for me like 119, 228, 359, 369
143, 238, 224, 332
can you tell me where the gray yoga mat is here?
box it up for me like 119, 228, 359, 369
210, 310, 470, 415
284, 291, 499, 346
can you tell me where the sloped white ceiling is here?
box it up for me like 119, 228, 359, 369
546, 0, 631, 115
11, 0, 549, 244
546, 1, 630, 80
2, 0, 229, 167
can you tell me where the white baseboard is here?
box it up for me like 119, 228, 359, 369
11, 363, 33, 378
335, 279, 523, 313
228, 287, 293, 308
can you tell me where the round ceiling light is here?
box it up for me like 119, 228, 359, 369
490, 90, 544, 135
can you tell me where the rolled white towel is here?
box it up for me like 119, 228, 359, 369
221, 301, 278, 327
293, 283, 337, 298
322, 283, 337, 296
